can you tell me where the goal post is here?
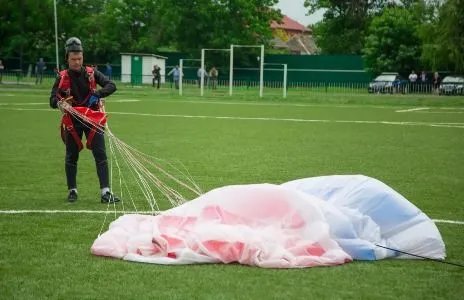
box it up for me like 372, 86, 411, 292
229, 44, 265, 98
263, 63, 288, 99
179, 58, 201, 96
200, 48, 231, 97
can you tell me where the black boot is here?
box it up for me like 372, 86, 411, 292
101, 191, 120, 204
67, 190, 78, 202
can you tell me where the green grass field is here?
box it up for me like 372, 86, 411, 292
1, 84, 463, 299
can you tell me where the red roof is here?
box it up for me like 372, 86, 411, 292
271, 15, 309, 33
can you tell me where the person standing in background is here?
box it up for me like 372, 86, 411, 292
152, 65, 161, 89
35, 58, 46, 85
209, 67, 218, 90
167, 65, 181, 89
104, 62, 112, 80
0, 60, 4, 83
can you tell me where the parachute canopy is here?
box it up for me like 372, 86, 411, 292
91, 175, 445, 268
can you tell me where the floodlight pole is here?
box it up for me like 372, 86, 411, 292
229, 44, 234, 96
53, 0, 59, 70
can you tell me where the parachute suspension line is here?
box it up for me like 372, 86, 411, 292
63, 106, 202, 199
375, 244, 464, 268
62, 105, 202, 217
108, 136, 202, 197
110, 135, 159, 211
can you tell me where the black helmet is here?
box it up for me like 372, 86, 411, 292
65, 37, 83, 54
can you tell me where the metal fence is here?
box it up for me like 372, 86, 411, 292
1, 70, 461, 97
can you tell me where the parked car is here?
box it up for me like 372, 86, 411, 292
368, 73, 407, 94
439, 75, 464, 95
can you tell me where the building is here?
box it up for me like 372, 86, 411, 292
270, 15, 318, 55
120, 53, 167, 85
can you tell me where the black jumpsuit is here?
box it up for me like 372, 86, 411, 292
49, 67, 117, 190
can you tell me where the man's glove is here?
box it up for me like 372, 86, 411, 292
57, 99, 72, 114
88, 94, 100, 107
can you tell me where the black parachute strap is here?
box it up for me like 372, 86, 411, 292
375, 244, 464, 268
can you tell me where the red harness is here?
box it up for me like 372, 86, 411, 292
58, 67, 105, 151
60, 107, 107, 151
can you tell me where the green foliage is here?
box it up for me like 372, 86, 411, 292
417, 0, 464, 73
304, 0, 389, 54
162, 0, 280, 52
312, 17, 366, 55
0, 0, 55, 66
363, 7, 421, 75
0, 0, 281, 67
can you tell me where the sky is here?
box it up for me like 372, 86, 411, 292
275, 0, 325, 26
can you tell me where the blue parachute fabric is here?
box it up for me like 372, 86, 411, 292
282, 175, 446, 261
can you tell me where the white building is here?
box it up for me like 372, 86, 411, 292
120, 53, 167, 85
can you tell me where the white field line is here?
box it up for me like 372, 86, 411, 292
0, 102, 48, 106
396, 107, 430, 113
399, 107, 464, 114
0, 209, 462, 225
0, 99, 139, 106
108, 99, 140, 103
0, 100, 397, 109
1, 107, 464, 129
418, 111, 464, 114
150, 99, 403, 109
0, 96, 463, 111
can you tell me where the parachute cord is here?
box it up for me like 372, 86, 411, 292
62, 102, 202, 234
375, 244, 464, 268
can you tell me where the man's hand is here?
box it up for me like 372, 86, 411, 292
88, 94, 100, 107
57, 99, 72, 113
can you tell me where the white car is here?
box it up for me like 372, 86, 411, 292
439, 76, 464, 95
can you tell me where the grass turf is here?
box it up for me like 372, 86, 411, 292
0, 85, 463, 299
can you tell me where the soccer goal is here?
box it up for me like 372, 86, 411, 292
263, 63, 288, 99
178, 58, 201, 96
229, 44, 265, 98
200, 48, 231, 96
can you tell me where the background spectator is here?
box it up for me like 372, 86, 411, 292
408, 70, 417, 93
420, 70, 428, 93
152, 64, 161, 89
420, 70, 427, 83
167, 65, 181, 89
197, 67, 208, 88
104, 62, 112, 79
433, 72, 441, 94
35, 58, 46, 85
209, 67, 218, 90
0, 60, 4, 83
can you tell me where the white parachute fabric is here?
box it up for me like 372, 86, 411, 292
91, 175, 446, 268
281, 175, 446, 260
91, 184, 352, 268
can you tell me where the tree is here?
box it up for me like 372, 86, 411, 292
0, 0, 282, 68
362, 6, 421, 75
0, 0, 55, 68
160, 0, 281, 52
418, 0, 464, 73
304, 0, 389, 54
